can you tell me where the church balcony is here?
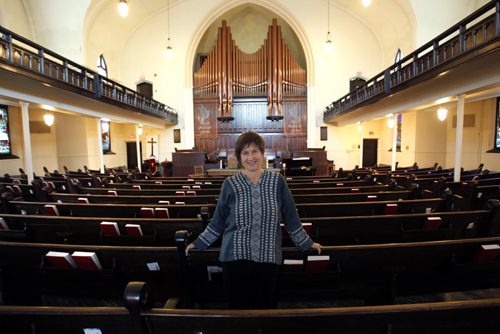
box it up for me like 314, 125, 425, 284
0, 25, 177, 124
323, 0, 500, 126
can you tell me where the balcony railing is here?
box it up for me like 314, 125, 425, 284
0, 25, 177, 123
324, 0, 500, 122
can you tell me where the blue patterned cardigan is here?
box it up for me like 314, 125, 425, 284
192, 170, 313, 264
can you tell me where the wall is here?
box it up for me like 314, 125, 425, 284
54, 113, 90, 171
446, 98, 499, 171
414, 108, 448, 168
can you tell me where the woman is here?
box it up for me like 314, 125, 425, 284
186, 131, 321, 309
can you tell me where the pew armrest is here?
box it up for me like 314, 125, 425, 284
124, 281, 150, 316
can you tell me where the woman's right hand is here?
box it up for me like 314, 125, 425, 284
185, 243, 196, 256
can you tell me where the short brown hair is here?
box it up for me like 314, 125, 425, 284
235, 131, 265, 164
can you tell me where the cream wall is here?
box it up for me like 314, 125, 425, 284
0, 0, 32, 39
30, 109, 58, 175
445, 99, 499, 171
414, 109, 448, 168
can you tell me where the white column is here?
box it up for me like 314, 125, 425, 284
391, 114, 398, 171
19, 102, 34, 183
454, 94, 465, 182
136, 125, 142, 172
358, 122, 363, 167
96, 119, 105, 173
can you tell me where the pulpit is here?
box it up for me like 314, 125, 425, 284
172, 152, 207, 177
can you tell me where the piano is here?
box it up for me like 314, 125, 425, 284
282, 157, 316, 176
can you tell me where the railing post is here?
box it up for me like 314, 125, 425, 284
384, 69, 391, 94
6, 34, 13, 62
63, 60, 69, 82
83, 70, 88, 90
496, 0, 500, 36
433, 41, 439, 67
94, 73, 102, 98
459, 24, 466, 53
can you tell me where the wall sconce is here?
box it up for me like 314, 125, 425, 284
357, 122, 362, 133
387, 114, 394, 129
437, 106, 448, 121
118, 0, 128, 18
43, 113, 54, 126
137, 126, 143, 136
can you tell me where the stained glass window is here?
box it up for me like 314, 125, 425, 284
0, 105, 12, 155
495, 97, 500, 150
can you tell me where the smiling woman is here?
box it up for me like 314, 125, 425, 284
185, 131, 321, 309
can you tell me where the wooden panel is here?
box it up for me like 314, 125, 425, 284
172, 152, 206, 177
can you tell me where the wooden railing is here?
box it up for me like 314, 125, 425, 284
0, 25, 177, 123
324, 0, 500, 121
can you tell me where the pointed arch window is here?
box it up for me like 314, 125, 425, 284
97, 54, 108, 78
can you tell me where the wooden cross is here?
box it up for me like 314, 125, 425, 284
148, 137, 157, 156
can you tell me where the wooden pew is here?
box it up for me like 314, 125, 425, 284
3, 205, 495, 246
43, 189, 415, 206
176, 234, 500, 306
0, 301, 142, 334
297, 209, 499, 245
49, 192, 220, 204
0, 241, 181, 305
6, 201, 216, 218
295, 198, 452, 217
0, 213, 206, 246
6, 197, 456, 222
137, 296, 500, 334
95, 183, 395, 196
3, 280, 500, 334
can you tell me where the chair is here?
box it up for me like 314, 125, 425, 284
193, 165, 204, 175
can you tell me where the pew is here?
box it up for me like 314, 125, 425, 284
0, 241, 181, 305
6, 201, 216, 219
42, 190, 417, 206
0, 213, 207, 246
296, 209, 499, 245
175, 234, 500, 306
49, 192, 220, 205
6, 197, 457, 221
3, 281, 500, 334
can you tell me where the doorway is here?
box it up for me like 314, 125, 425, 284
362, 139, 378, 167
126, 142, 142, 170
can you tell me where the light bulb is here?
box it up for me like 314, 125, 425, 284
437, 107, 448, 121
43, 113, 54, 126
387, 118, 395, 129
165, 45, 173, 58
362, 0, 372, 7
118, 0, 128, 18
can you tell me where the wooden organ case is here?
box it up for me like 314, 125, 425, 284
193, 19, 308, 160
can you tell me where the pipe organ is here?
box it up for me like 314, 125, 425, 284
193, 19, 307, 156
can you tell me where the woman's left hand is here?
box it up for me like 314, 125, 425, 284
311, 242, 322, 255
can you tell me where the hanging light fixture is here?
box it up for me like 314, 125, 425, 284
437, 106, 448, 121
362, 0, 372, 7
324, 0, 333, 53
118, 0, 128, 18
43, 113, 54, 126
165, 0, 173, 58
